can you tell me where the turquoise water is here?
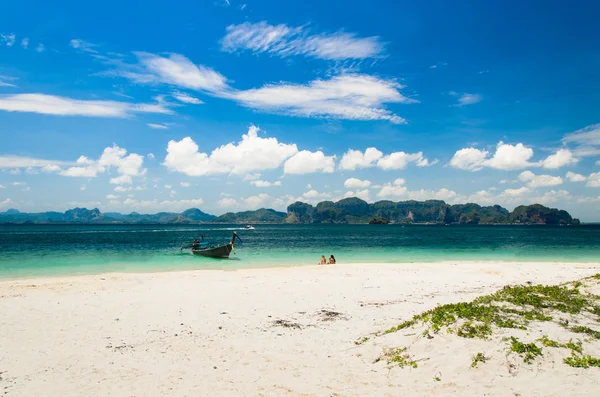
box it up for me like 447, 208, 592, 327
1, 224, 599, 278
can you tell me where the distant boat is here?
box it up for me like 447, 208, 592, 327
243, 225, 255, 230
181, 232, 241, 258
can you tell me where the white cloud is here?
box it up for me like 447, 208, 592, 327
163, 125, 298, 176
534, 190, 571, 205
450, 92, 482, 107
60, 145, 145, 183
577, 196, 600, 203
98, 48, 412, 123
540, 148, 578, 169
109, 175, 133, 185
450, 142, 535, 171
243, 173, 261, 181
66, 200, 102, 209
0, 155, 70, 170
219, 193, 288, 211
0, 93, 172, 118
0, 198, 13, 208
164, 184, 172, 189
218, 197, 238, 208
1, 33, 16, 47
147, 123, 168, 129
344, 189, 370, 201
106, 194, 119, 200
242, 193, 274, 210
376, 178, 408, 198
587, 172, 600, 188
231, 74, 415, 123
339, 148, 383, 170
60, 155, 104, 177
429, 62, 448, 69
251, 180, 282, 187
449, 147, 489, 171
344, 178, 371, 189
485, 142, 534, 170
0, 184, 4, 189
98, 145, 145, 177
69, 39, 98, 53
147, 153, 155, 160
377, 151, 433, 170
115, 198, 205, 212
283, 150, 336, 174
501, 187, 530, 197
36, 44, 45, 53
80, 185, 87, 191
338, 147, 435, 171
180, 182, 191, 187
21, 38, 29, 49
220, 21, 384, 60
518, 170, 563, 187
0, 75, 18, 87
303, 189, 326, 199
289, 189, 332, 206
12, 182, 26, 186
562, 123, 600, 157
114, 186, 145, 192
466, 190, 496, 205
375, 179, 458, 202
407, 188, 458, 202
127, 52, 229, 93
172, 91, 204, 104
416, 157, 439, 167
566, 171, 586, 182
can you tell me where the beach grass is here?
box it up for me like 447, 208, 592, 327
372, 273, 600, 368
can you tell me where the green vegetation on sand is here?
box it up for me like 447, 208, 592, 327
369, 273, 600, 369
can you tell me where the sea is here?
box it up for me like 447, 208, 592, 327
1, 224, 599, 278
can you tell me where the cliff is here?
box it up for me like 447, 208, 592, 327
212, 208, 287, 223
0, 207, 215, 224
285, 199, 577, 225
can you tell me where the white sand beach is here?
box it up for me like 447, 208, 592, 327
1, 262, 600, 397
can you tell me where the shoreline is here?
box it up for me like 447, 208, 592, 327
2, 259, 600, 282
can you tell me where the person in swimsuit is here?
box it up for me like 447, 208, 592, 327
319, 255, 327, 265
328, 255, 336, 264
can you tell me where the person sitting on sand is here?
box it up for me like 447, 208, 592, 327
319, 255, 327, 265
328, 255, 336, 264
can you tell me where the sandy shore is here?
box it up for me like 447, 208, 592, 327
1, 262, 600, 397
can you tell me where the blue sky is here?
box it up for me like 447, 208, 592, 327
1, 0, 600, 220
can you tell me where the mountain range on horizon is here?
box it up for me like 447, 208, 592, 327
0, 198, 581, 225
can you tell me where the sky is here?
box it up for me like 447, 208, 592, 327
1, 0, 600, 220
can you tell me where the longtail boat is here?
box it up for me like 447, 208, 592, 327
181, 232, 241, 258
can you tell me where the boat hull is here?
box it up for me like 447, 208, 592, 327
192, 243, 233, 258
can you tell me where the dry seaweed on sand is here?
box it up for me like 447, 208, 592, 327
317, 309, 347, 321
272, 319, 302, 329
